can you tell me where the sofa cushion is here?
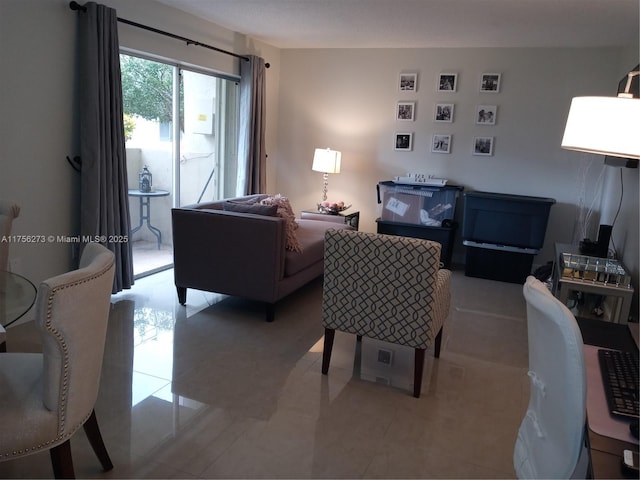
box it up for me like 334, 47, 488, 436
260, 194, 302, 252
284, 220, 351, 277
223, 201, 278, 216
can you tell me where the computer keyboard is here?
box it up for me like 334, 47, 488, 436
598, 349, 639, 419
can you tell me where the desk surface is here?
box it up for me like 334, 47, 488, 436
0, 270, 36, 327
578, 318, 639, 478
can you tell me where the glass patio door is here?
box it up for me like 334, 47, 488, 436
121, 54, 239, 277
178, 69, 239, 205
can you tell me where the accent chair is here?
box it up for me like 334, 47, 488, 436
0, 200, 21, 352
0, 242, 115, 478
320, 229, 451, 398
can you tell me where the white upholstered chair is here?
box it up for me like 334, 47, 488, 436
0, 200, 20, 272
0, 242, 115, 478
0, 200, 21, 352
513, 276, 592, 479
321, 229, 451, 398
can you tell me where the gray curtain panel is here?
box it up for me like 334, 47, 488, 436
237, 55, 267, 195
77, 2, 134, 293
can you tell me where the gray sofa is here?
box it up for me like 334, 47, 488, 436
171, 194, 353, 321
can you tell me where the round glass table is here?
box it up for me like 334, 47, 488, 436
1, 270, 37, 327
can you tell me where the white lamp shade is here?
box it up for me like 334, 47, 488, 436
561, 96, 640, 159
312, 148, 342, 174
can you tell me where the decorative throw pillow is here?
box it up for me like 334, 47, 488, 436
260, 194, 302, 252
223, 201, 278, 216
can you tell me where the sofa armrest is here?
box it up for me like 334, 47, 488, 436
171, 208, 286, 302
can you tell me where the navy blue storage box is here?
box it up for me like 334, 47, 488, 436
462, 191, 555, 283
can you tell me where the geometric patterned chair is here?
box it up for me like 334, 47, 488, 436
321, 229, 451, 398
0, 242, 115, 478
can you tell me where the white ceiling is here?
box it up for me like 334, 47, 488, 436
156, 0, 640, 49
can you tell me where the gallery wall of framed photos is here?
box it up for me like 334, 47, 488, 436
275, 46, 627, 267
395, 70, 502, 156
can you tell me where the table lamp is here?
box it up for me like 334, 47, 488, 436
312, 148, 341, 202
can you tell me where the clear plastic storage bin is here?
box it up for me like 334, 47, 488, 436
377, 181, 462, 227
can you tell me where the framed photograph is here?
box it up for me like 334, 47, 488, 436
473, 136, 494, 156
480, 73, 501, 93
434, 103, 454, 123
431, 134, 451, 154
476, 105, 497, 125
399, 73, 417, 92
437, 73, 457, 92
396, 102, 415, 121
394, 132, 413, 151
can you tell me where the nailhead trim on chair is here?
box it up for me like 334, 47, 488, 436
0, 255, 114, 461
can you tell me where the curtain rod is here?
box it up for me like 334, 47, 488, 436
69, 1, 269, 67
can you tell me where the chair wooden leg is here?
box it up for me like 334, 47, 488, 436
83, 410, 113, 472
50, 439, 75, 479
322, 328, 335, 374
433, 327, 443, 358
413, 348, 426, 398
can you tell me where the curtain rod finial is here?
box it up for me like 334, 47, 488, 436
69, 1, 87, 12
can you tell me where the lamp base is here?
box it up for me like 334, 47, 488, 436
321, 172, 329, 201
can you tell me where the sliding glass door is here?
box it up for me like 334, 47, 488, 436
120, 53, 239, 277
178, 69, 239, 205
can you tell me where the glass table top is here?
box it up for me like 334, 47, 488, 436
0, 270, 37, 327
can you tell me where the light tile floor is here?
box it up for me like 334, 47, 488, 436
1, 268, 530, 479
131, 240, 173, 278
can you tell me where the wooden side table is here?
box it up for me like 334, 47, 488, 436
300, 209, 359, 230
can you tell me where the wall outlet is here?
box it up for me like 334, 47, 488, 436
377, 348, 393, 365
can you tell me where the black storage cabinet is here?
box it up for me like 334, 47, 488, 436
375, 181, 463, 269
462, 191, 555, 283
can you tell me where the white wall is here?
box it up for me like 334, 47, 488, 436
274, 47, 639, 320
0, 0, 78, 282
